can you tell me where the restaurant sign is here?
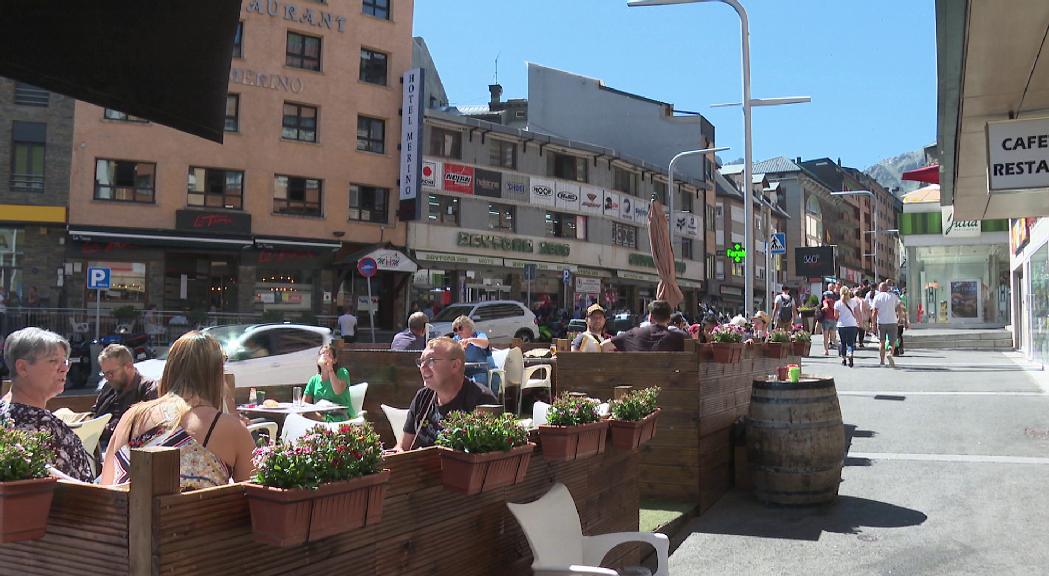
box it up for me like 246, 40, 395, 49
941, 205, 981, 238
986, 116, 1049, 192
175, 209, 251, 236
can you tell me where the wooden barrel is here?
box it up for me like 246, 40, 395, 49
747, 377, 844, 505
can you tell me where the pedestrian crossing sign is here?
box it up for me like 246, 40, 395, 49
770, 232, 786, 255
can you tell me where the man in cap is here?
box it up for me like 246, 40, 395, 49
572, 303, 612, 352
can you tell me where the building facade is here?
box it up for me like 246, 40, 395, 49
58, 0, 414, 328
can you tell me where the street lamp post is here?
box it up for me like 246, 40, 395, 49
628, 0, 810, 315
667, 146, 729, 254
831, 190, 876, 280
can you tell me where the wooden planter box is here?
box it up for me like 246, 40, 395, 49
438, 443, 535, 495
792, 340, 812, 357
609, 408, 661, 451
0, 477, 57, 543
762, 342, 789, 358
244, 470, 391, 547
538, 420, 609, 462
711, 342, 744, 363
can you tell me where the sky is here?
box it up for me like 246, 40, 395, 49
413, 0, 937, 170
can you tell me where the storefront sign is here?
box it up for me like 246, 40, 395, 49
362, 248, 418, 273
579, 185, 603, 215
720, 285, 743, 297
575, 277, 601, 294
794, 246, 835, 277
503, 173, 529, 202
505, 259, 578, 273
555, 181, 581, 212
941, 205, 981, 238
576, 266, 612, 278
415, 251, 504, 267
986, 116, 1049, 191
175, 209, 251, 236
244, 0, 347, 32
619, 194, 635, 223
627, 253, 686, 274
617, 270, 661, 283
0, 204, 65, 224
530, 177, 555, 206
726, 243, 746, 263
538, 242, 570, 257
356, 295, 379, 313
442, 163, 474, 194
456, 232, 532, 253
229, 67, 303, 94
399, 68, 425, 221
685, 213, 699, 239
474, 168, 502, 198
632, 201, 649, 223
603, 190, 621, 218
1011, 217, 1032, 255
421, 160, 440, 188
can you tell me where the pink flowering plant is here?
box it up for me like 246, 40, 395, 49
790, 323, 812, 343
435, 411, 528, 454
251, 423, 383, 489
0, 423, 53, 482
546, 393, 601, 427
610, 386, 661, 422
711, 323, 745, 344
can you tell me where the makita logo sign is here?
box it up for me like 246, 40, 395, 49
556, 191, 578, 202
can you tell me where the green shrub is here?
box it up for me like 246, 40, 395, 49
251, 422, 384, 489
546, 393, 600, 426
767, 329, 791, 343
610, 387, 661, 422
0, 425, 54, 482
436, 411, 528, 454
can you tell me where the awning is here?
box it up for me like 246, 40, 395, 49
334, 243, 419, 272
254, 238, 342, 251
69, 227, 253, 249
901, 164, 940, 184
0, 0, 240, 143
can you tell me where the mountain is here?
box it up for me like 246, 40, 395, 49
865, 149, 926, 197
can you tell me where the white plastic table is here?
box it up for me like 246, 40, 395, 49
237, 402, 347, 416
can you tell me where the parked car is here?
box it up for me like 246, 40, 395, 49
428, 301, 538, 345
121, 323, 331, 389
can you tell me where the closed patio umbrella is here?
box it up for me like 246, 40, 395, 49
647, 200, 684, 309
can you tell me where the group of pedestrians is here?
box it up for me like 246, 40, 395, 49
817, 280, 909, 368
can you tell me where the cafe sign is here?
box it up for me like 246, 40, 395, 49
986, 116, 1049, 192
941, 205, 981, 238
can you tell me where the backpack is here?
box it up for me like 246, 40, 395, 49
776, 294, 794, 322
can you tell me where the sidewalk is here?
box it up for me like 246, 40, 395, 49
668, 338, 1049, 575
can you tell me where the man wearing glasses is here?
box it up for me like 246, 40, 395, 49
92, 344, 157, 447
396, 337, 498, 451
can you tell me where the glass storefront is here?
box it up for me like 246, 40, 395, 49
1030, 245, 1049, 366
905, 244, 1009, 326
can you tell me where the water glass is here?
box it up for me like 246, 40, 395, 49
767, 372, 777, 382
256, 389, 266, 406
293, 386, 303, 406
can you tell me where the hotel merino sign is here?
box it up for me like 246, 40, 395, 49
399, 68, 425, 220
987, 116, 1049, 191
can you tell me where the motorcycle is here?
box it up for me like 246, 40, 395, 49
100, 326, 156, 362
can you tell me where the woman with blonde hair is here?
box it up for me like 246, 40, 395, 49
100, 331, 254, 489
834, 286, 861, 368
451, 315, 491, 390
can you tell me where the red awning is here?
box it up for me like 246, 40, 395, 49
901, 164, 940, 184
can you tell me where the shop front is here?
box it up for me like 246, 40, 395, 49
906, 243, 1009, 326
333, 245, 417, 330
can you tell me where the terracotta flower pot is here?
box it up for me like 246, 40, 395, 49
538, 420, 609, 462
609, 408, 661, 451
438, 443, 535, 495
245, 470, 391, 547
762, 342, 789, 358
711, 342, 743, 363
792, 340, 812, 357
0, 477, 57, 543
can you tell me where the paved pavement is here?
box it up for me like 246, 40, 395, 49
668, 334, 1049, 576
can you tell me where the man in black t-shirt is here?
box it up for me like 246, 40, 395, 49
398, 337, 498, 451
602, 300, 685, 352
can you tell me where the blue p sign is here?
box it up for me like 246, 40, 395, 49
87, 267, 111, 290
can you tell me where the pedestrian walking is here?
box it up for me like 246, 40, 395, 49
835, 287, 860, 367
894, 291, 909, 356
871, 281, 900, 368
820, 287, 839, 356
772, 285, 797, 332
337, 305, 358, 344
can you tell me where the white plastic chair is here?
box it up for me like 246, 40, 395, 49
349, 382, 368, 418
518, 363, 553, 416
507, 482, 670, 576
496, 347, 525, 409
381, 404, 409, 448
532, 401, 550, 427
280, 413, 366, 444
488, 348, 511, 395
246, 421, 278, 444
72, 414, 112, 475
68, 317, 89, 338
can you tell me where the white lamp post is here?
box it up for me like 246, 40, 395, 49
628, 0, 810, 315
831, 190, 876, 279
667, 146, 729, 255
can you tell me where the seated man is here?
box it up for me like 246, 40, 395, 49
390, 312, 428, 352
398, 337, 498, 451
601, 300, 685, 352
93, 344, 158, 447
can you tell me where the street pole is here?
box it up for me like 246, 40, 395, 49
668, 146, 730, 254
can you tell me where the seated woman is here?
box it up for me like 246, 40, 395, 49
747, 311, 771, 343
303, 344, 356, 422
100, 331, 254, 490
0, 328, 94, 482
452, 315, 491, 390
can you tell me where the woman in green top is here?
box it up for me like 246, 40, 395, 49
303, 344, 356, 422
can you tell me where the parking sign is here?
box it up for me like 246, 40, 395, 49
87, 267, 111, 290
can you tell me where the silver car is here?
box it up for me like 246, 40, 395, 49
428, 301, 538, 345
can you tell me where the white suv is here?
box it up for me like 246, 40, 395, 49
428, 301, 538, 345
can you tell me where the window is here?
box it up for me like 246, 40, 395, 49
553, 153, 588, 183
681, 238, 693, 260
272, 328, 325, 355
732, 261, 744, 277
187, 167, 244, 209
705, 255, 715, 279
225, 94, 240, 132
349, 184, 389, 223
87, 260, 146, 306
103, 109, 148, 123
679, 188, 694, 212
273, 175, 322, 216
546, 211, 584, 239
363, 0, 390, 20
10, 121, 45, 193
233, 21, 243, 58
286, 31, 321, 71
489, 139, 516, 169
706, 204, 716, 231
613, 166, 639, 195
429, 127, 461, 159
612, 222, 637, 249
488, 203, 515, 231
282, 102, 318, 142
716, 258, 725, 280
94, 159, 156, 203
356, 116, 385, 153
476, 303, 524, 321
652, 181, 667, 205
359, 48, 388, 85
428, 194, 459, 226
13, 83, 48, 106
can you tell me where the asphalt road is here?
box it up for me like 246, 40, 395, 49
668, 335, 1049, 576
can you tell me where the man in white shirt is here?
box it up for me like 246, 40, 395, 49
337, 306, 358, 344
870, 282, 900, 368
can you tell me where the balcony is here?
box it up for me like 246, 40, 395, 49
10, 173, 44, 193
